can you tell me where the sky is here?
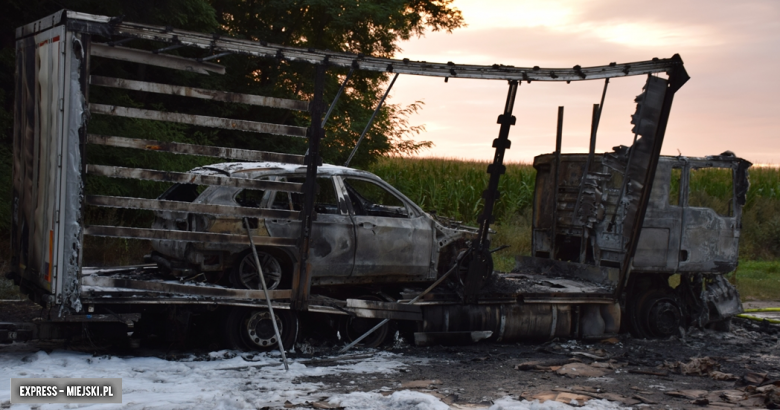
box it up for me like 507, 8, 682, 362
389, 0, 780, 165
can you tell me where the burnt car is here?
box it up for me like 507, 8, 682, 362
149, 162, 477, 290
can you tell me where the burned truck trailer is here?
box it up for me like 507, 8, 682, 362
6, 10, 733, 348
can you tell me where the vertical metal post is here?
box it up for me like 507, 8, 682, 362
615, 71, 684, 298
550, 106, 564, 259
76, 34, 91, 281
292, 64, 326, 311
322, 67, 354, 128
462, 80, 519, 303
577, 104, 600, 261
244, 219, 289, 371
344, 73, 399, 167
476, 80, 519, 247
572, 79, 609, 224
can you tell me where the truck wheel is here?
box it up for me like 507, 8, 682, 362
223, 307, 298, 351
230, 249, 283, 290
643, 291, 683, 338
628, 288, 682, 338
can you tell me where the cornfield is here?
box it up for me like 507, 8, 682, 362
368, 157, 780, 269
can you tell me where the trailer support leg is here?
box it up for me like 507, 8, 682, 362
244, 218, 289, 371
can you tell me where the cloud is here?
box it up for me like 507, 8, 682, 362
391, 0, 780, 164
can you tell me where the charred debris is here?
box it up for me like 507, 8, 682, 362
3, 10, 753, 351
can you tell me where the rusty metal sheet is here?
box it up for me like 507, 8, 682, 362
90, 76, 309, 111
82, 275, 291, 300
86, 195, 300, 220
87, 164, 304, 192
90, 43, 225, 75
90, 104, 308, 137
109, 20, 685, 82
83, 225, 297, 246
87, 134, 305, 164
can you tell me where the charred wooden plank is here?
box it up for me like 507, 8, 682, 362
84, 225, 297, 246
86, 195, 300, 219
86, 164, 304, 192
90, 104, 308, 137
91, 43, 225, 75
82, 275, 292, 300
86, 134, 305, 164
90, 76, 309, 111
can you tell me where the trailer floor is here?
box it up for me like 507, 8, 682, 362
2, 299, 779, 408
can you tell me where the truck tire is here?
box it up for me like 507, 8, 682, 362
223, 307, 298, 351
627, 288, 682, 338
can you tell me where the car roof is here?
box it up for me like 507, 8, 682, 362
191, 161, 378, 179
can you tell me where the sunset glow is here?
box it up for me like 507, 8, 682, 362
391, 0, 780, 164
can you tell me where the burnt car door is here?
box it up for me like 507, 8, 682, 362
264, 176, 356, 277
339, 176, 434, 279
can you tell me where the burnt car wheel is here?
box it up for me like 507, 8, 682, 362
223, 307, 298, 351
230, 249, 283, 290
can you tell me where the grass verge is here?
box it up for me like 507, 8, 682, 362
733, 260, 780, 301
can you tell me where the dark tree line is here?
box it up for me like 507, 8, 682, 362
0, 0, 464, 230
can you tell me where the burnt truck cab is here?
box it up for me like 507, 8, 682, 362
531, 150, 750, 337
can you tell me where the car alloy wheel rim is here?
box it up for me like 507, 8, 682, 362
238, 251, 282, 290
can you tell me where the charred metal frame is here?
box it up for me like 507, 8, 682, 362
615, 66, 690, 297
292, 64, 326, 310
12, 10, 689, 316
463, 81, 519, 303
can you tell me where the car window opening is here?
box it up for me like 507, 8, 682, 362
343, 178, 409, 218
688, 167, 734, 217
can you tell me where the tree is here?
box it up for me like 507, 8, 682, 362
205, 0, 464, 166
0, 0, 464, 230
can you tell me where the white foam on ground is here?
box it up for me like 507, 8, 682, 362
0, 345, 625, 409
0, 345, 403, 409
489, 397, 625, 410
